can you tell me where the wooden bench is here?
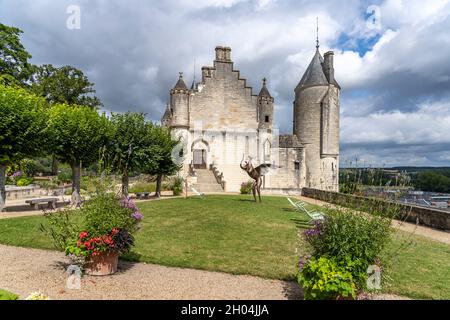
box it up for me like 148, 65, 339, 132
25, 198, 58, 210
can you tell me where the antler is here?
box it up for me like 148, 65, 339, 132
240, 154, 246, 170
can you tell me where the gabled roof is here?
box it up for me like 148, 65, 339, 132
296, 49, 329, 91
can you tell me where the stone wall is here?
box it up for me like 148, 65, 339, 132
189, 60, 258, 131
302, 188, 450, 231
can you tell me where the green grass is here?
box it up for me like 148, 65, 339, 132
382, 231, 450, 300
0, 195, 448, 299
0, 289, 19, 300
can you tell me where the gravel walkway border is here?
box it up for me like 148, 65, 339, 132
0, 244, 301, 300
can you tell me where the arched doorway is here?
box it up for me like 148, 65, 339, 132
191, 139, 209, 169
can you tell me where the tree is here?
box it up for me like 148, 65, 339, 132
104, 112, 155, 196
31, 64, 103, 175
416, 171, 450, 193
0, 23, 34, 86
143, 126, 182, 198
31, 64, 102, 109
0, 84, 48, 209
48, 104, 111, 195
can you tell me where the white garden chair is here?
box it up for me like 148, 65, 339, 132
287, 197, 325, 222
190, 186, 205, 199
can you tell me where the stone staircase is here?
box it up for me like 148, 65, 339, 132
192, 169, 224, 193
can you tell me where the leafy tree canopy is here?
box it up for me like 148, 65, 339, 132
48, 104, 111, 166
143, 125, 181, 177
0, 83, 49, 165
31, 64, 102, 109
0, 23, 34, 86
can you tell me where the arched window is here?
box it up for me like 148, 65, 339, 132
264, 139, 271, 161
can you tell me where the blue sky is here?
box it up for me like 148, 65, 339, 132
1, 0, 450, 167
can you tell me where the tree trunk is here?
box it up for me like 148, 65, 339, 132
51, 156, 59, 176
122, 171, 129, 197
0, 165, 7, 211
71, 163, 81, 194
155, 174, 162, 198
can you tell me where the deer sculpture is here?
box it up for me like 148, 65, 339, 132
240, 154, 271, 202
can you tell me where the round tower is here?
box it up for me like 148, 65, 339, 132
257, 78, 274, 164
170, 72, 189, 128
293, 48, 340, 191
258, 78, 274, 132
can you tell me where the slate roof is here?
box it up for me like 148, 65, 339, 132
173, 73, 187, 90
161, 104, 172, 122
258, 78, 272, 98
296, 49, 329, 90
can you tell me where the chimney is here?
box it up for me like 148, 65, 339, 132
323, 51, 334, 84
215, 46, 232, 62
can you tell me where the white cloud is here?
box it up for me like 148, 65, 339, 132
342, 101, 450, 145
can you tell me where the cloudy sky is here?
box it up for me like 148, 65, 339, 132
1, 0, 450, 167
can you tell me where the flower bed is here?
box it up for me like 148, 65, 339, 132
43, 191, 143, 275
297, 208, 393, 300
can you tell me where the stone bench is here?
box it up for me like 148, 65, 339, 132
25, 198, 58, 210
135, 192, 150, 200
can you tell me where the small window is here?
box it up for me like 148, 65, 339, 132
265, 115, 270, 123
294, 162, 300, 170
179, 149, 184, 158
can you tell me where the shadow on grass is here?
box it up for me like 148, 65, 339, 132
290, 218, 311, 229
235, 199, 257, 203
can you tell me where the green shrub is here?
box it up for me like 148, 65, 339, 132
0, 289, 19, 300
301, 208, 393, 289
298, 256, 357, 300
42, 192, 142, 258
16, 177, 33, 186
57, 170, 72, 184
37, 180, 59, 190
171, 176, 184, 196
129, 182, 156, 194
240, 181, 253, 194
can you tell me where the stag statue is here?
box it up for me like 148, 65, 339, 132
240, 155, 271, 202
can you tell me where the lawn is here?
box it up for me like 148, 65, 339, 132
0, 194, 449, 299
0, 289, 19, 300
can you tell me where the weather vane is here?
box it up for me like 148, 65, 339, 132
316, 16, 319, 49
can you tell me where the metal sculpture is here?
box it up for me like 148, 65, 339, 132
240, 155, 271, 202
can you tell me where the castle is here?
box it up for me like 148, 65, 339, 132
161, 44, 340, 193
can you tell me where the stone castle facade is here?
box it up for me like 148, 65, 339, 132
161, 45, 340, 193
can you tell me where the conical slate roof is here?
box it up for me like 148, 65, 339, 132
258, 78, 272, 98
162, 104, 171, 119
173, 72, 187, 90
296, 49, 329, 90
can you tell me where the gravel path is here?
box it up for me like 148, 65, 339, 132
0, 244, 301, 300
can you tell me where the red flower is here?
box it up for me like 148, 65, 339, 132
79, 231, 88, 239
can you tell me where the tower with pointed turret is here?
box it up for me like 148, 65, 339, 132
293, 42, 340, 191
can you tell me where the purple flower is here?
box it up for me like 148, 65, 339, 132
120, 197, 144, 221
12, 171, 23, 178
298, 255, 312, 271
131, 211, 144, 221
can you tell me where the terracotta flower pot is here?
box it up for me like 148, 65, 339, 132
84, 251, 119, 276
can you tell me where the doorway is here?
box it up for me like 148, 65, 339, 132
193, 149, 207, 169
